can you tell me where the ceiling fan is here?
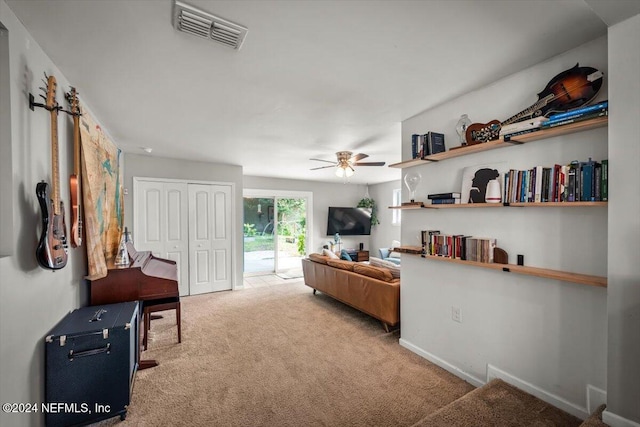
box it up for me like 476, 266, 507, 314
310, 151, 386, 178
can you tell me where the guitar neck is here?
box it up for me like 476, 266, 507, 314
73, 114, 81, 176
50, 108, 61, 215
500, 94, 554, 127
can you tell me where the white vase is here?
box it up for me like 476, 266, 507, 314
486, 179, 502, 203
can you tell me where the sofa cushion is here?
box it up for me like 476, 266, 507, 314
322, 248, 340, 259
326, 259, 355, 271
353, 264, 393, 282
369, 257, 401, 279
308, 253, 329, 264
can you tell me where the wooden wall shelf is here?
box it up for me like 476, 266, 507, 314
390, 116, 608, 169
406, 253, 607, 288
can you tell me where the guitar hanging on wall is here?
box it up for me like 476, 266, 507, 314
33, 74, 68, 270
465, 63, 604, 145
65, 87, 82, 248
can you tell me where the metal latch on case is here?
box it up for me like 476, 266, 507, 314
103, 329, 109, 339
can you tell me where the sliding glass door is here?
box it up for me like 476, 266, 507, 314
243, 191, 312, 275
243, 197, 275, 273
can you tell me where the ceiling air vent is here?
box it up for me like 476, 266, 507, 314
173, 1, 248, 50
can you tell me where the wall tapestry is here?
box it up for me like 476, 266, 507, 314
79, 107, 124, 280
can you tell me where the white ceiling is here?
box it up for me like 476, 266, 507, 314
7, 0, 633, 184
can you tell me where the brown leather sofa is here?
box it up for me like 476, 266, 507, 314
301, 255, 400, 331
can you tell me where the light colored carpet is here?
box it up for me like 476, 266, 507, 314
94, 281, 594, 426
98, 281, 473, 426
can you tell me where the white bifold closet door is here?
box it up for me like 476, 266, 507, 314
134, 179, 232, 296
188, 183, 232, 295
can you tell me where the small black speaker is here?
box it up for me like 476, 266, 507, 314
517, 254, 524, 266
359, 243, 364, 250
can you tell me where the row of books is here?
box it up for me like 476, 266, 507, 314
500, 101, 608, 141
411, 132, 446, 159
421, 230, 496, 263
503, 157, 608, 203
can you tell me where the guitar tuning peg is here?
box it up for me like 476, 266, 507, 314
39, 94, 46, 101
39, 86, 46, 92
43, 71, 48, 79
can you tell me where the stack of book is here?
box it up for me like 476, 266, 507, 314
503, 157, 608, 203
427, 192, 461, 205
541, 100, 608, 129
421, 230, 496, 263
411, 131, 446, 159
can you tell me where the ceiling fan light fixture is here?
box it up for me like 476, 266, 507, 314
335, 167, 345, 178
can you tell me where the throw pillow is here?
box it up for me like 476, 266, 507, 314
340, 249, 352, 261
327, 259, 355, 271
353, 264, 393, 282
322, 248, 339, 259
389, 240, 402, 258
308, 253, 329, 264
369, 257, 401, 279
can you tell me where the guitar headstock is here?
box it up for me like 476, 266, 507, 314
65, 87, 80, 116
43, 74, 57, 111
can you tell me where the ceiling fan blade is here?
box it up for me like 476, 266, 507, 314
350, 153, 369, 162
309, 158, 336, 164
353, 161, 386, 166
310, 165, 336, 170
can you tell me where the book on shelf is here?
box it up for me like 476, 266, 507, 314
430, 198, 461, 205
541, 109, 608, 128
427, 131, 446, 155
499, 117, 548, 136
601, 159, 608, 201
546, 100, 608, 122
428, 192, 461, 199
502, 127, 543, 141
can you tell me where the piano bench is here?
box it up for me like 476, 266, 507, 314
143, 297, 181, 350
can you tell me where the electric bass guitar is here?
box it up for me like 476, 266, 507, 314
465, 63, 604, 145
36, 75, 68, 270
65, 87, 82, 247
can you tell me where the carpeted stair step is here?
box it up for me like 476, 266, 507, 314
579, 404, 609, 427
411, 378, 583, 426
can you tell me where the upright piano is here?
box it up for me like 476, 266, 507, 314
89, 243, 179, 369
89, 242, 178, 306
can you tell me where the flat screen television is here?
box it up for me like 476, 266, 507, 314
327, 207, 372, 236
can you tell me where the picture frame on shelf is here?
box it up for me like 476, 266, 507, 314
461, 162, 505, 204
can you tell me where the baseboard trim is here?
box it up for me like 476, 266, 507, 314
486, 364, 588, 420
603, 410, 640, 427
587, 384, 607, 415
398, 338, 484, 387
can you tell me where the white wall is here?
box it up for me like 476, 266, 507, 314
123, 153, 244, 290
0, 2, 89, 425
368, 180, 401, 258
605, 13, 640, 426
243, 176, 369, 255
399, 36, 608, 417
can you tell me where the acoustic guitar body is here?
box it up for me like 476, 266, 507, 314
534, 63, 603, 117
465, 120, 501, 146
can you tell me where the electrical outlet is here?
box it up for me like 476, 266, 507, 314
451, 306, 462, 323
